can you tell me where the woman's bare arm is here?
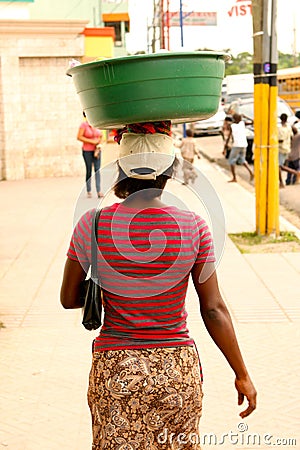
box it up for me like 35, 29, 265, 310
60, 258, 87, 309
192, 262, 257, 418
77, 126, 100, 145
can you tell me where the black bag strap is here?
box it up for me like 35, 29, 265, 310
91, 208, 101, 280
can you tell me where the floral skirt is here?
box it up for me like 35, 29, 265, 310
87, 346, 203, 449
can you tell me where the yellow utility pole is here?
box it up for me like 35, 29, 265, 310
252, 0, 279, 236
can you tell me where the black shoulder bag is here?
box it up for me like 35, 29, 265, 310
81, 208, 102, 330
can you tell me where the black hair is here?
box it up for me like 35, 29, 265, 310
114, 161, 177, 200
280, 113, 288, 122
186, 129, 194, 137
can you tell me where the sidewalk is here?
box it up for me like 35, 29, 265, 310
196, 134, 300, 231
0, 154, 299, 450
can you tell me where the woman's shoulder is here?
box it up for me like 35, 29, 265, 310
75, 208, 95, 227
79, 121, 88, 129
166, 206, 207, 225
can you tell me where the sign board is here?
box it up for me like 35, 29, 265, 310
168, 11, 217, 27
228, 0, 252, 17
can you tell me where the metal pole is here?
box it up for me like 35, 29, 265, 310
160, 0, 165, 49
252, 0, 279, 236
179, 0, 184, 47
253, 0, 268, 235
166, 0, 170, 50
152, 0, 157, 53
267, 0, 279, 235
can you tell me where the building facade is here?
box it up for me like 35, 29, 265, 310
0, 1, 130, 180
28, 0, 129, 58
0, 19, 89, 180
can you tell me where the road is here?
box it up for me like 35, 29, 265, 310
195, 134, 300, 229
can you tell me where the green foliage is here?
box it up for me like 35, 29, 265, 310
225, 52, 253, 75
229, 231, 300, 245
277, 51, 300, 69
228, 231, 300, 254
222, 50, 300, 75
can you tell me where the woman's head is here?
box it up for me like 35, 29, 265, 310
114, 120, 176, 198
232, 113, 242, 123
113, 164, 175, 199
186, 129, 194, 137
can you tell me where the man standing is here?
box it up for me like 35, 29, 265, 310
225, 113, 254, 183
286, 127, 300, 185
278, 113, 300, 187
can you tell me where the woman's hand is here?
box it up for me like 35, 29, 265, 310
235, 375, 257, 418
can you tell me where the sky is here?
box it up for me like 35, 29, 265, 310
127, 0, 300, 57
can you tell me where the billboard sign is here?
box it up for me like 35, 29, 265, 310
168, 11, 217, 27
228, 0, 252, 17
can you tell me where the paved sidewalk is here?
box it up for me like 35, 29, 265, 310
0, 154, 299, 449
196, 134, 300, 230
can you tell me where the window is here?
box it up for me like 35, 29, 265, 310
104, 21, 130, 46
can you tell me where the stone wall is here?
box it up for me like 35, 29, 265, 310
0, 19, 89, 180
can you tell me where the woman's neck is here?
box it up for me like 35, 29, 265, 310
122, 193, 166, 209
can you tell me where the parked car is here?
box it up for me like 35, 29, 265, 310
222, 91, 253, 109
227, 97, 298, 163
187, 105, 226, 137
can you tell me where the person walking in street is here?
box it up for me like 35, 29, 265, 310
178, 128, 201, 185
61, 120, 257, 450
278, 114, 300, 187
77, 112, 104, 198
225, 113, 254, 183
221, 116, 233, 159
286, 127, 300, 185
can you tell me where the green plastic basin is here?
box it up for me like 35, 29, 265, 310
67, 51, 229, 129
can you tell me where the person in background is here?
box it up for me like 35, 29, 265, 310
286, 126, 300, 185
178, 128, 201, 185
278, 113, 300, 188
221, 116, 233, 159
77, 112, 104, 198
225, 113, 254, 183
61, 120, 257, 450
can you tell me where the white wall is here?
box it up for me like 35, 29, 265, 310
0, 19, 88, 180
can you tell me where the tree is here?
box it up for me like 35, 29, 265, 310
278, 51, 300, 69
223, 50, 300, 75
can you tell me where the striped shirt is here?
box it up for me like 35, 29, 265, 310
67, 203, 215, 351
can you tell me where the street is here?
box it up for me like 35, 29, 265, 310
196, 134, 300, 229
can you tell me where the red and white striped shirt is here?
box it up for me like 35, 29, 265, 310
67, 203, 215, 351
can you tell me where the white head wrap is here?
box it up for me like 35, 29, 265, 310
118, 132, 175, 179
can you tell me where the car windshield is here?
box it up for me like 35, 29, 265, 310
224, 93, 253, 104
239, 102, 253, 119
239, 98, 293, 120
